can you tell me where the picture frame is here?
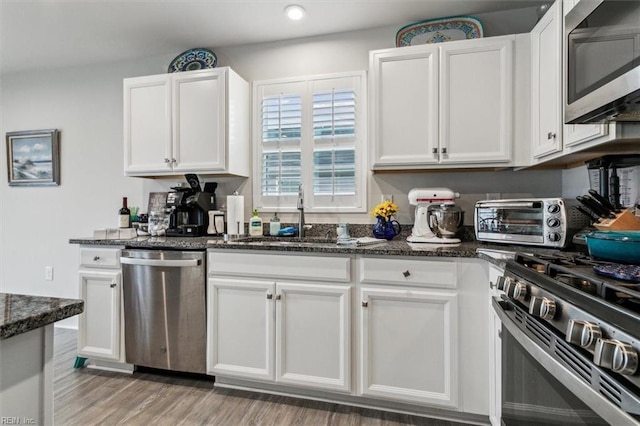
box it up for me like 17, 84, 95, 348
6, 129, 60, 186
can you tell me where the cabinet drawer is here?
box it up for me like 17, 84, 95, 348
208, 251, 351, 283
359, 257, 457, 288
80, 247, 122, 269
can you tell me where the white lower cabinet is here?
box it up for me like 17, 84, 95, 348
207, 251, 352, 393
207, 250, 490, 419
359, 286, 458, 407
77, 246, 125, 362
358, 256, 489, 414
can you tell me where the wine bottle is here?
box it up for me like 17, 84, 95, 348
119, 197, 131, 228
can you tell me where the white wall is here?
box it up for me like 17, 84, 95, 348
0, 9, 560, 328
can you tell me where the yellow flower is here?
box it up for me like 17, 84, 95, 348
371, 200, 398, 221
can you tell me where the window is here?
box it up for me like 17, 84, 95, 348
253, 72, 366, 213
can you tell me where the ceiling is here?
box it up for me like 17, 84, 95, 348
0, 0, 546, 76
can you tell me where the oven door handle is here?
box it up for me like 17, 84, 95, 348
492, 297, 640, 425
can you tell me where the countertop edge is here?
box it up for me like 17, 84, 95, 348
0, 295, 85, 340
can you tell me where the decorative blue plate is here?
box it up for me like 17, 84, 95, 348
168, 48, 217, 73
396, 16, 484, 47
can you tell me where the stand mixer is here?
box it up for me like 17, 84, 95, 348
407, 188, 464, 244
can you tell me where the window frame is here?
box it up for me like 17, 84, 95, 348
252, 71, 367, 214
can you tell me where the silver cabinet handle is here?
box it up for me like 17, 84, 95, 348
402, 270, 411, 278
547, 132, 557, 139
362, 301, 368, 307
93, 256, 100, 261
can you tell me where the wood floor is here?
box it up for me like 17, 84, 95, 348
53, 328, 472, 425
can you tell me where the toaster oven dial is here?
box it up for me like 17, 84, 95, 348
529, 296, 556, 320
594, 339, 638, 375
566, 319, 602, 350
546, 217, 561, 227
547, 232, 562, 242
547, 204, 561, 214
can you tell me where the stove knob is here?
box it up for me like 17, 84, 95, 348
505, 280, 527, 301
495, 276, 508, 291
546, 217, 561, 227
593, 339, 639, 375
529, 296, 556, 319
566, 319, 602, 349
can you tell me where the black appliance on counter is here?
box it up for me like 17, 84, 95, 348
587, 154, 640, 209
493, 252, 640, 425
166, 175, 217, 237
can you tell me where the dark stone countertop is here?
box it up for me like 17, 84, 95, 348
69, 234, 570, 259
0, 293, 84, 340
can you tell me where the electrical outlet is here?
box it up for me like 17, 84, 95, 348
381, 194, 393, 202
45, 266, 54, 281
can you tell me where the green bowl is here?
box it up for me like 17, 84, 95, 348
584, 231, 640, 264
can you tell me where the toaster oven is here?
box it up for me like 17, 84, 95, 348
474, 198, 589, 248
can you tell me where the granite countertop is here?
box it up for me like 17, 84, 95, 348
70, 223, 582, 258
0, 293, 84, 340
69, 233, 569, 259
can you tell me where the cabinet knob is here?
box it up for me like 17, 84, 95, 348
172, 158, 177, 163
547, 132, 557, 140
362, 301, 368, 308
402, 270, 411, 278
275, 294, 282, 301
432, 148, 438, 154
110, 282, 117, 288
266, 293, 273, 300
441, 147, 447, 154
164, 158, 171, 163
93, 256, 100, 261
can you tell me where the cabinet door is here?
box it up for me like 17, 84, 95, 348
370, 46, 439, 168
531, 1, 562, 159
275, 283, 351, 392
440, 37, 513, 164
487, 264, 504, 425
359, 287, 459, 408
207, 277, 275, 381
172, 70, 226, 172
78, 270, 121, 361
563, 123, 610, 149
123, 75, 172, 175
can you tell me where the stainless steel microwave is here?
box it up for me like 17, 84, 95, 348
474, 198, 589, 248
564, 0, 640, 124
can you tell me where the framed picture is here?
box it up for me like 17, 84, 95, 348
6, 129, 60, 186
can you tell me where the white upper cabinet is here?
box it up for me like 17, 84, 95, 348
531, 0, 563, 159
370, 35, 515, 170
123, 67, 249, 177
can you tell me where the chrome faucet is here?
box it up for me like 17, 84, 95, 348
297, 184, 306, 238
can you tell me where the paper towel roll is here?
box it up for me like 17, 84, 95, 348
226, 195, 245, 235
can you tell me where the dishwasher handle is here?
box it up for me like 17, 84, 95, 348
120, 257, 201, 267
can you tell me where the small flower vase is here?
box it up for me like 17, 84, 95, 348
372, 216, 401, 240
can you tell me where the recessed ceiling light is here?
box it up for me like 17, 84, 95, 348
285, 4, 306, 21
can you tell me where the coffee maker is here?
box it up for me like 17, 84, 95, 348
166, 175, 217, 237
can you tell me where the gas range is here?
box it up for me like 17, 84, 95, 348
496, 251, 640, 420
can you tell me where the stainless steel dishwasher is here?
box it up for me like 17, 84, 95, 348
120, 249, 206, 374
